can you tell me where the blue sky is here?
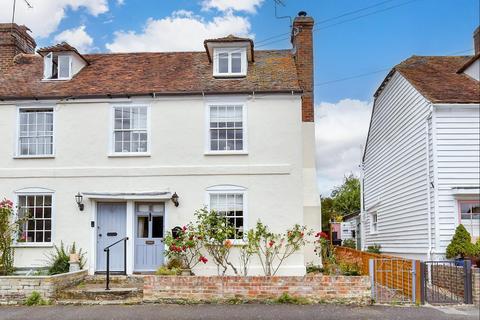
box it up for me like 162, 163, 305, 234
1, 0, 478, 194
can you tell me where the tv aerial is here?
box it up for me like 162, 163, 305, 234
11, 0, 34, 25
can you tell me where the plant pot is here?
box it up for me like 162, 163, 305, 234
454, 258, 465, 267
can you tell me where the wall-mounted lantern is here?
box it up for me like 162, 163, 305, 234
75, 192, 84, 211
171, 192, 179, 207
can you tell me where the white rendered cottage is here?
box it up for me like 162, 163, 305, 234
361, 27, 480, 260
0, 14, 320, 275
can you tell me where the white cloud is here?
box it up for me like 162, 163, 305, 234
201, 0, 264, 13
315, 99, 373, 196
106, 11, 252, 52
116, 0, 125, 5
54, 25, 94, 52
0, 0, 109, 38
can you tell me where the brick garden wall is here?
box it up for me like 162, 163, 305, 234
142, 275, 371, 304
0, 270, 87, 304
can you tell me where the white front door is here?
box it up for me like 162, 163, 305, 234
134, 203, 165, 271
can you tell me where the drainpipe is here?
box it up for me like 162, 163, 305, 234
360, 161, 366, 251
425, 108, 433, 260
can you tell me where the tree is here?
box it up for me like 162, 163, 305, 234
331, 174, 361, 216
320, 197, 337, 233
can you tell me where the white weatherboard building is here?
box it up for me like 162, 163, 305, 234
0, 14, 320, 275
361, 27, 480, 260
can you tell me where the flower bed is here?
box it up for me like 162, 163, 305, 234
142, 275, 371, 305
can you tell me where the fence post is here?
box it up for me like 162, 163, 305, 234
369, 259, 375, 301
411, 260, 417, 304
464, 259, 473, 304
420, 261, 425, 305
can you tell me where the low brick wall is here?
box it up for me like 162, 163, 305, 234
0, 270, 87, 304
142, 275, 371, 304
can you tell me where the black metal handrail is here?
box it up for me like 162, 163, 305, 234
103, 237, 128, 290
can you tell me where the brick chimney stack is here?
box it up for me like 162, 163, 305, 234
474, 26, 480, 55
291, 11, 314, 122
0, 23, 36, 72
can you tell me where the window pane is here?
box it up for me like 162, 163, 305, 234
152, 216, 164, 238
18, 109, 54, 156
137, 216, 148, 238
17, 195, 51, 243
58, 55, 70, 78
210, 193, 244, 239
113, 106, 148, 153
209, 105, 244, 151
218, 53, 229, 73
231, 52, 242, 73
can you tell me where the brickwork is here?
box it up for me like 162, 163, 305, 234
142, 275, 371, 304
0, 270, 87, 305
291, 15, 314, 122
473, 268, 480, 305
0, 23, 36, 72
431, 264, 465, 298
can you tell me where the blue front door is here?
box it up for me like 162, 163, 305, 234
134, 203, 165, 271
96, 203, 127, 272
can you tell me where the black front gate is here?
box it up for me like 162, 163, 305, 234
421, 260, 473, 304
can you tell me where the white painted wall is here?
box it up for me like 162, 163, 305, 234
0, 94, 320, 275
432, 104, 480, 258
362, 72, 433, 259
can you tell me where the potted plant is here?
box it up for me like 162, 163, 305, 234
446, 224, 475, 266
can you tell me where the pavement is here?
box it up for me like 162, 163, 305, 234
0, 304, 479, 320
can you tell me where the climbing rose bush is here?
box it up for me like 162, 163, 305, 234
164, 223, 205, 271
0, 198, 19, 275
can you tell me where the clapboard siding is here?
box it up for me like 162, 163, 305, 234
434, 106, 480, 256
363, 72, 432, 256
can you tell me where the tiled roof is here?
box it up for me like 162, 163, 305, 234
377, 55, 480, 104
0, 50, 301, 100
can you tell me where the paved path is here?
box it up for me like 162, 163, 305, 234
0, 304, 478, 320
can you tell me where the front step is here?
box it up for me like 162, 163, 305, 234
55, 275, 144, 305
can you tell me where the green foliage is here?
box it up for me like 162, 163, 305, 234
330, 174, 361, 216
156, 266, 181, 276
0, 199, 22, 275
274, 292, 311, 305
342, 239, 356, 249
306, 263, 323, 274
472, 238, 480, 257
366, 244, 381, 254
339, 262, 361, 276
446, 224, 474, 259
166, 258, 184, 270
24, 291, 48, 306
195, 208, 237, 275
46, 242, 86, 275
320, 197, 337, 232
164, 224, 203, 271
238, 229, 258, 276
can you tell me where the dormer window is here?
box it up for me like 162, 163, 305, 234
204, 35, 254, 78
44, 53, 72, 80
214, 48, 247, 77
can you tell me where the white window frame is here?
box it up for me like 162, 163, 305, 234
109, 104, 151, 157
42, 53, 72, 80
15, 106, 55, 159
213, 48, 247, 77
458, 200, 480, 240
370, 212, 378, 234
205, 185, 248, 244
204, 99, 248, 155
13, 187, 55, 248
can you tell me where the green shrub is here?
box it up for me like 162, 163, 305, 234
156, 266, 181, 276
166, 258, 184, 270
306, 263, 323, 274
366, 244, 381, 254
24, 291, 48, 306
342, 239, 356, 249
339, 262, 361, 276
446, 225, 474, 259
274, 292, 310, 305
473, 238, 480, 257
46, 242, 86, 275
